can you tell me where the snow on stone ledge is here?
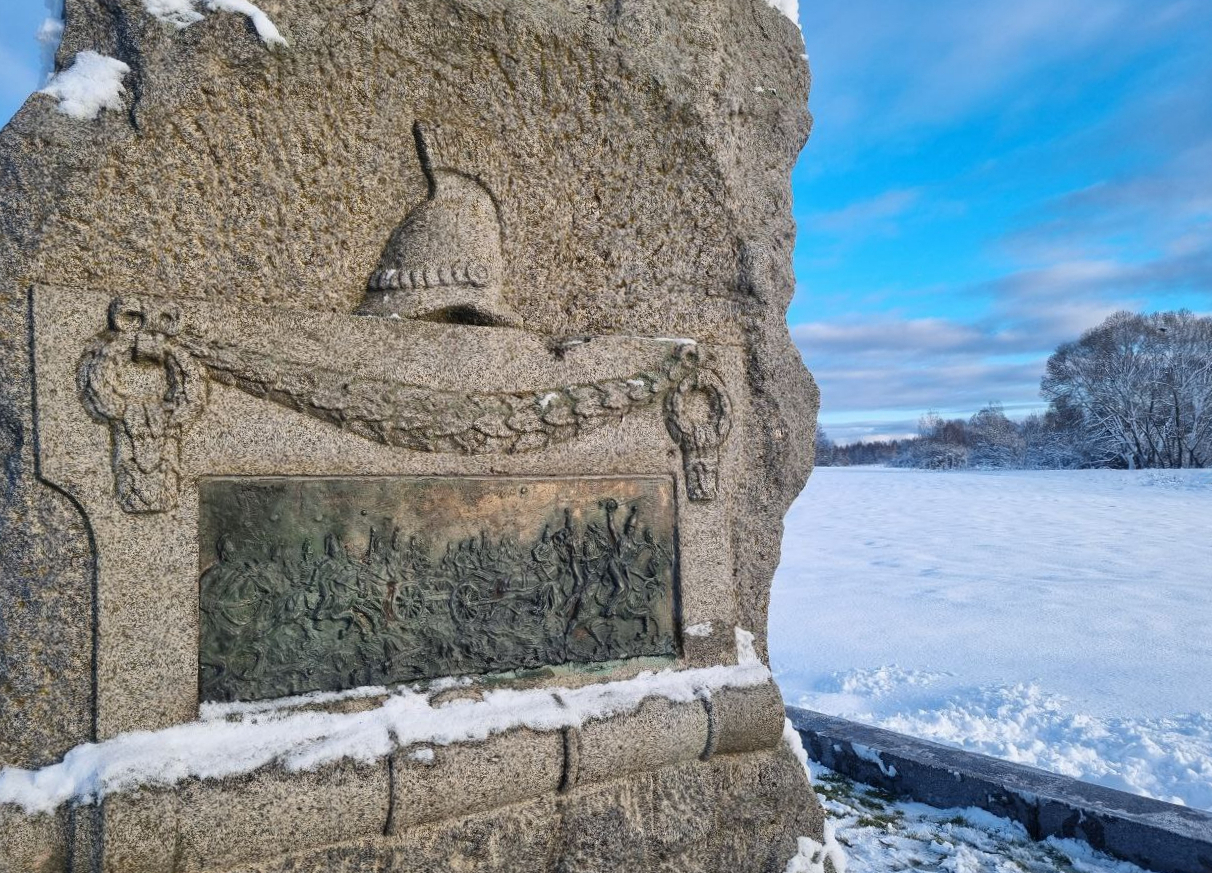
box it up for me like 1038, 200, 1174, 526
144, 0, 287, 47
0, 663, 771, 815
39, 51, 130, 121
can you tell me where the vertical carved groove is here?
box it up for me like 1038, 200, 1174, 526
384, 754, 397, 836
560, 726, 581, 793
700, 696, 719, 762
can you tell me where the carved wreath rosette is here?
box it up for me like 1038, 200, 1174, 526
664, 361, 732, 502
78, 297, 209, 513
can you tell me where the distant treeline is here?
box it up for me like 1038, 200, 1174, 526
817, 310, 1212, 470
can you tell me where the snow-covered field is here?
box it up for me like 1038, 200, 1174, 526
770, 467, 1212, 811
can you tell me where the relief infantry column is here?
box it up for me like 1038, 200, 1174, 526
0, 1, 827, 871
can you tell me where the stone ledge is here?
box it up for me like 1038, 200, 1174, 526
1, 682, 788, 872
216, 745, 820, 873
787, 706, 1212, 873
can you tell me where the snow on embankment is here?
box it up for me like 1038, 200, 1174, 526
813, 763, 1152, 873
0, 663, 770, 815
770, 467, 1212, 810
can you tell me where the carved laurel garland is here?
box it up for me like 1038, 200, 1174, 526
78, 298, 732, 512
176, 336, 698, 456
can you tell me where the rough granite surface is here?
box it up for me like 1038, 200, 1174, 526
222, 748, 824, 873
1, 0, 816, 772
0, 0, 820, 868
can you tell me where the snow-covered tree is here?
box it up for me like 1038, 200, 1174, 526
814, 425, 838, 466
968, 402, 1026, 469
1021, 403, 1088, 469
896, 411, 970, 469
1041, 310, 1212, 469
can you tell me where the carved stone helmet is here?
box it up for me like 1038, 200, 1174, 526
359, 122, 522, 328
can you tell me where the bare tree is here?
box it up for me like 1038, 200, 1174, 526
1041, 310, 1212, 469
898, 410, 969, 469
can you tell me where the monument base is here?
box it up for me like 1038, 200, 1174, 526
1, 680, 828, 873
188, 749, 822, 873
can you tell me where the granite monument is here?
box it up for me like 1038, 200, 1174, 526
0, 1, 827, 870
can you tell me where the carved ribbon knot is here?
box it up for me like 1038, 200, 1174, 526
665, 361, 732, 502
78, 297, 208, 513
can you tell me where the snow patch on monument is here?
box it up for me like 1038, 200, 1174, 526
0, 663, 771, 815
764, 0, 801, 29
782, 717, 813, 783
735, 626, 762, 666
144, 0, 205, 27
143, 0, 286, 46
206, 0, 287, 45
782, 720, 850, 873
39, 51, 130, 120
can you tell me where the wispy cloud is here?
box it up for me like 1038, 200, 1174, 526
0, 1, 55, 124
806, 188, 922, 236
794, 313, 1053, 425
802, 0, 1200, 153
793, 270, 1207, 439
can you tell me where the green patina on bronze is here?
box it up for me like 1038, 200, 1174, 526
198, 476, 679, 702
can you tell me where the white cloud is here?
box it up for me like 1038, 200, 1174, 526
792, 295, 1138, 431
37, 0, 64, 80
791, 1, 1212, 441
793, 317, 983, 356
801, 0, 1207, 174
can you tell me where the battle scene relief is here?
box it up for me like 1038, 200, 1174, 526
198, 476, 679, 702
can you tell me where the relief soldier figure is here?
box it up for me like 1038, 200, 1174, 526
199, 493, 678, 702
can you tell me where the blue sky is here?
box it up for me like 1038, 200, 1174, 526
0, 2, 52, 118
3, 1, 1210, 443
791, 0, 1212, 441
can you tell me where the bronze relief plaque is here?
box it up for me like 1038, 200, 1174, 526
198, 476, 679, 702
